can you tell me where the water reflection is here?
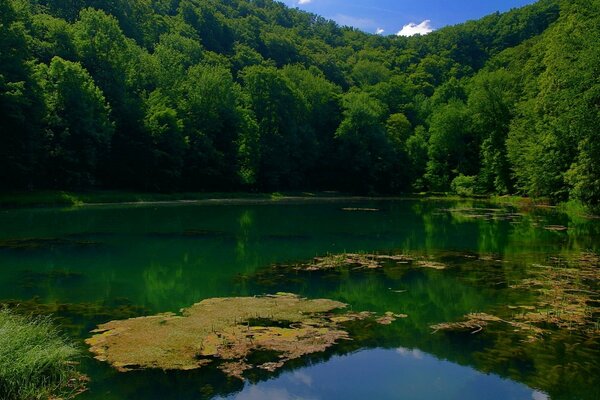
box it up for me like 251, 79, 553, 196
218, 348, 547, 400
0, 199, 598, 399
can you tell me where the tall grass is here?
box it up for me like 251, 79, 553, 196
0, 309, 81, 400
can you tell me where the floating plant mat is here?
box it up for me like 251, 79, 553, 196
275, 252, 449, 272
437, 206, 527, 221
86, 294, 397, 379
431, 252, 600, 341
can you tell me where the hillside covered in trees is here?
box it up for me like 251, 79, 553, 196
1, 0, 599, 208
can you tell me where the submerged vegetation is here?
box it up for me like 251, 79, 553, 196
0, 309, 84, 400
271, 247, 600, 343
432, 252, 600, 341
86, 293, 396, 379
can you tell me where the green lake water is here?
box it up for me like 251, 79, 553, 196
0, 198, 598, 399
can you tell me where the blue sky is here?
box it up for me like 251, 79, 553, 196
282, 0, 539, 36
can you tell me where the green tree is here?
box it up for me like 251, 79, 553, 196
468, 69, 517, 194
178, 64, 242, 189
142, 89, 186, 191
241, 65, 309, 189
0, 0, 43, 189
335, 91, 390, 192
426, 100, 475, 191
39, 57, 113, 187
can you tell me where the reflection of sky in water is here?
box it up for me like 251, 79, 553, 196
219, 348, 548, 400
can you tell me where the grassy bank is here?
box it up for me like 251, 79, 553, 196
0, 191, 596, 218
0, 309, 83, 400
0, 191, 275, 208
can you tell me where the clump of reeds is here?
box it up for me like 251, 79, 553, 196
0, 309, 83, 400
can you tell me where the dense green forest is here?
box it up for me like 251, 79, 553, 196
1, 0, 598, 207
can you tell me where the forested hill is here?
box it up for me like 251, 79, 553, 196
1, 0, 598, 207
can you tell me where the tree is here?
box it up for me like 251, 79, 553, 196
334, 91, 390, 193
39, 57, 113, 187
468, 69, 517, 194
0, 0, 43, 189
241, 65, 309, 189
142, 89, 186, 191
153, 32, 203, 89
178, 64, 243, 189
426, 100, 475, 191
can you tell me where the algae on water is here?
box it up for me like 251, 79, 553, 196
277, 252, 446, 272
86, 294, 395, 379
430, 252, 600, 341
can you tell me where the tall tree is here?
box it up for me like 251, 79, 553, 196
39, 57, 113, 187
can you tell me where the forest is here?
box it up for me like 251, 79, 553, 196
1, 0, 599, 208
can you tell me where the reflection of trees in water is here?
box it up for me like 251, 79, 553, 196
240, 242, 599, 400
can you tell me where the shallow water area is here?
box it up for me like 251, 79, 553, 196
0, 198, 598, 399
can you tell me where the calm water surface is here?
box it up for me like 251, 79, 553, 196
0, 199, 598, 399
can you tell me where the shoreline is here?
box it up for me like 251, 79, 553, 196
2, 190, 590, 215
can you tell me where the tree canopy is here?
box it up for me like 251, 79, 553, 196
0, 0, 598, 209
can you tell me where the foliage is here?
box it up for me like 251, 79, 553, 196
451, 174, 478, 197
0, 309, 82, 400
0, 0, 598, 207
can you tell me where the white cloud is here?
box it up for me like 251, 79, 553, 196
224, 387, 317, 400
396, 346, 425, 360
376, 28, 385, 35
396, 20, 434, 37
298, 0, 312, 4
291, 371, 313, 387
532, 391, 549, 400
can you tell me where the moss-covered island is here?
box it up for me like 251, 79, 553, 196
86, 294, 396, 379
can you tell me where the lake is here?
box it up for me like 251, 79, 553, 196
0, 198, 598, 399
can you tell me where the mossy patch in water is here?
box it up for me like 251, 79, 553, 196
439, 207, 527, 222
278, 252, 446, 272
86, 294, 394, 379
431, 252, 600, 341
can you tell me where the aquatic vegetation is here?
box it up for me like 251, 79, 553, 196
509, 253, 600, 335
543, 225, 568, 232
0, 237, 99, 251
0, 309, 85, 400
439, 207, 527, 222
415, 261, 447, 270
376, 312, 408, 325
2, 298, 149, 336
431, 252, 600, 340
278, 252, 446, 272
86, 294, 397, 379
431, 313, 544, 341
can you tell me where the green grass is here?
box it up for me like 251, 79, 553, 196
0, 190, 343, 208
0, 191, 271, 208
0, 309, 82, 400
